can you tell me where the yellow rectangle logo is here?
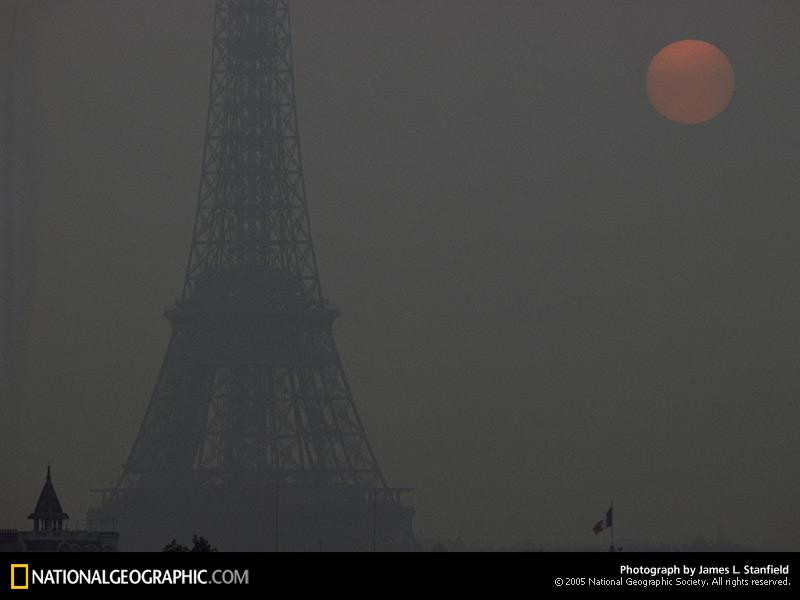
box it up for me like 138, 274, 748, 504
10, 564, 28, 590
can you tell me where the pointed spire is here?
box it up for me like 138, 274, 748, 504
28, 465, 69, 531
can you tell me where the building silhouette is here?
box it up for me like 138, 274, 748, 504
0, 467, 118, 552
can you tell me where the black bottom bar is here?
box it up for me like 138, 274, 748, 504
0, 551, 795, 593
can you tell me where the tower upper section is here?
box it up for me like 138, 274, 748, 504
183, 1, 322, 307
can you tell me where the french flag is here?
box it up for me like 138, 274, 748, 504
593, 506, 613, 534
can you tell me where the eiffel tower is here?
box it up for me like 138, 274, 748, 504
90, 0, 415, 551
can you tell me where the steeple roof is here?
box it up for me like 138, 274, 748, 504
28, 466, 69, 521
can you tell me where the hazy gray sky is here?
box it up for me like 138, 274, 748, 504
5, 0, 800, 549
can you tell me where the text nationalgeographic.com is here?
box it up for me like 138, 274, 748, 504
18, 568, 248, 587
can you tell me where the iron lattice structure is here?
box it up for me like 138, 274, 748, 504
95, 0, 413, 550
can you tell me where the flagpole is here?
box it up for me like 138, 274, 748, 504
610, 500, 614, 553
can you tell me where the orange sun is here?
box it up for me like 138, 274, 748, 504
646, 40, 735, 124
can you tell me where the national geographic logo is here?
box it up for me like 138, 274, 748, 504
4, 565, 248, 588
10, 564, 29, 590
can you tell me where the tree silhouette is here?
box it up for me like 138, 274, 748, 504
190, 535, 217, 552
162, 539, 189, 552
161, 535, 217, 552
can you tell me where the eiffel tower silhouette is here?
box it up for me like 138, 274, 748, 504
91, 0, 415, 551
